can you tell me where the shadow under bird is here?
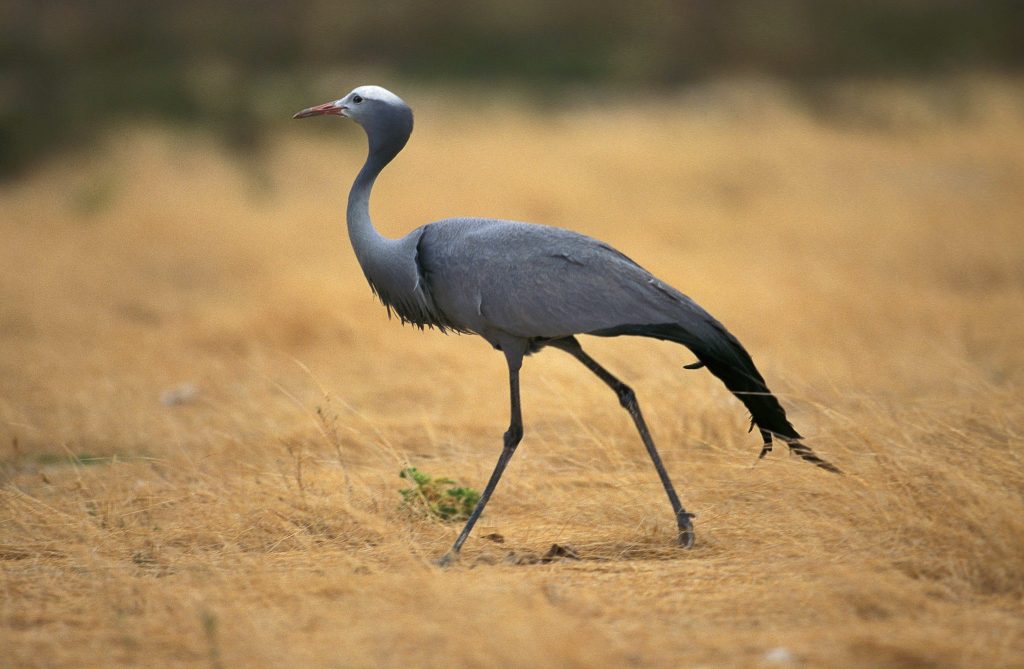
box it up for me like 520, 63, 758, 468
294, 85, 839, 564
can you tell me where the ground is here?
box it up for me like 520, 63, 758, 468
2, 78, 1023, 668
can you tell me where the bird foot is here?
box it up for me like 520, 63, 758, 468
677, 512, 696, 549
436, 551, 459, 568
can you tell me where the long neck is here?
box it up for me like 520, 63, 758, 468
346, 122, 411, 267
346, 151, 389, 263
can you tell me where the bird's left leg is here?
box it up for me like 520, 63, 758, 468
438, 344, 526, 566
549, 337, 695, 548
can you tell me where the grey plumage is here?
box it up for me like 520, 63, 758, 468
294, 85, 838, 564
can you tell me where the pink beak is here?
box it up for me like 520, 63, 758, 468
293, 100, 346, 119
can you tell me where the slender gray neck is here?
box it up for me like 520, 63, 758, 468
346, 151, 390, 257
346, 111, 413, 267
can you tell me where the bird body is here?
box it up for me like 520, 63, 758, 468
421, 218, 687, 339
294, 85, 838, 563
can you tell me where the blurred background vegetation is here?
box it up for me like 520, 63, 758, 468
1, 0, 1022, 178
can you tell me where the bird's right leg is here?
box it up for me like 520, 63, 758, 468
438, 347, 525, 566
550, 337, 695, 548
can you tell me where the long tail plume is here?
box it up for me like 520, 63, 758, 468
593, 322, 840, 473
758, 427, 841, 473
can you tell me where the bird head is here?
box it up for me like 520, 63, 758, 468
293, 85, 413, 137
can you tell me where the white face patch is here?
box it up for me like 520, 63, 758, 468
349, 85, 407, 108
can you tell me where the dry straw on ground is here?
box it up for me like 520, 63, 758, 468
2, 78, 1023, 668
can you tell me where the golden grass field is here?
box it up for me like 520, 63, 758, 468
2, 78, 1023, 668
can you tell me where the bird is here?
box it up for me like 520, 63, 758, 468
293, 85, 839, 564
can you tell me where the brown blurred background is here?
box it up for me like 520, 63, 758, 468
2, 0, 1022, 178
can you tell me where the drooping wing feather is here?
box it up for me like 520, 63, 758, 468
417, 217, 802, 442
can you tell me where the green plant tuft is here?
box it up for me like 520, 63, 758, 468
399, 467, 481, 522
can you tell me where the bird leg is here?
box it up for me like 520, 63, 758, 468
549, 337, 695, 548
438, 349, 525, 566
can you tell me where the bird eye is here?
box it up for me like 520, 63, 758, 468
352, 94, 364, 104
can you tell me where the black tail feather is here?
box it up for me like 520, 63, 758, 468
758, 428, 773, 457
589, 322, 839, 473
695, 338, 841, 474
785, 438, 841, 473
759, 428, 840, 473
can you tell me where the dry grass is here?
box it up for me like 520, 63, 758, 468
2, 77, 1023, 668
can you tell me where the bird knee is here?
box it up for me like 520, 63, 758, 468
504, 424, 524, 448
615, 384, 636, 410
